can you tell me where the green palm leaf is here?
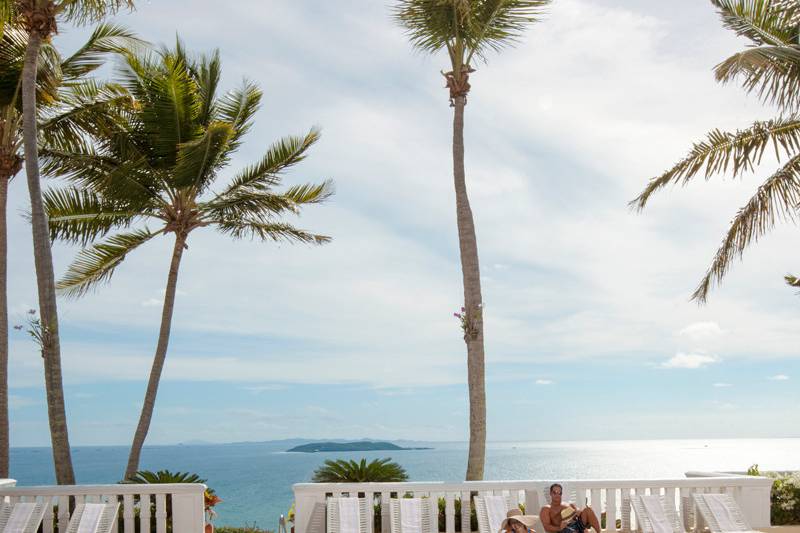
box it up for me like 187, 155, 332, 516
214, 219, 330, 244
631, 116, 800, 210
220, 128, 321, 196
58, 228, 160, 297
394, 0, 550, 62
57, 0, 135, 26
171, 120, 233, 190
785, 274, 800, 287
312, 458, 408, 483
60, 22, 144, 80
712, 0, 798, 45
692, 154, 800, 302
44, 186, 137, 246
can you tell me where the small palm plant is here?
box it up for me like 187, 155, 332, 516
43, 41, 333, 480
312, 458, 409, 483
631, 0, 800, 301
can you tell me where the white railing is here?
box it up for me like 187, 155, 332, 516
0, 483, 206, 533
293, 475, 773, 533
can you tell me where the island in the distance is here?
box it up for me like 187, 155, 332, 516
287, 441, 432, 453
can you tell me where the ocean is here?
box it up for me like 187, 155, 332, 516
9, 438, 800, 529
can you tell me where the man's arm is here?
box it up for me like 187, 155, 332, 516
539, 507, 568, 533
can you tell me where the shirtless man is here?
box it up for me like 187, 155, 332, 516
539, 484, 601, 533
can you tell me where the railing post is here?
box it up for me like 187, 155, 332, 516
295, 486, 327, 533
172, 485, 206, 533
739, 481, 772, 528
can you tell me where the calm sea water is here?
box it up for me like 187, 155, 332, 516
9, 439, 800, 528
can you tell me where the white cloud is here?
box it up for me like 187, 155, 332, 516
769, 374, 790, 381
712, 383, 732, 388
678, 321, 725, 342
140, 298, 161, 307
660, 352, 720, 369
535, 379, 554, 385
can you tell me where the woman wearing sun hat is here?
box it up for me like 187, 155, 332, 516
499, 508, 539, 533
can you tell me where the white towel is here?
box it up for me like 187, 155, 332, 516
641, 496, 673, 533
338, 498, 361, 533
485, 496, 507, 533
76, 504, 104, 533
704, 494, 741, 532
400, 499, 422, 533
3, 503, 37, 533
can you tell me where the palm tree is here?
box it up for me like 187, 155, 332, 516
393, 0, 550, 480
0, 16, 137, 480
42, 41, 333, 480
2, 0, 134, 485
312, 458, 409, 483
631, 0, 800, 302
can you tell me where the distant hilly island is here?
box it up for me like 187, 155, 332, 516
287, 441, 433, 453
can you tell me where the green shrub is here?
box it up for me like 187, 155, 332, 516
747, 464, 800, 525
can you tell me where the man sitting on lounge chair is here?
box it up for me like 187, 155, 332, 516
539, 484, 601, 533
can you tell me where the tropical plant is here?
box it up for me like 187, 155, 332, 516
746, 464, 800, 524
631, 0, 800, 302
42, 40, 333, 480
1, 0, 135, 485
0, 19, 138, 480
393, 0, 550, 480
311, 458, 409, 483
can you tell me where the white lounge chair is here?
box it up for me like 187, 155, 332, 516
691, 493, 759, 533
0, 502, 47, 533
389, 498, 438, 533
67, 502, 120, 533
631, 495, 684, 533
327, 497, 371, 533
474, 495, 513, 533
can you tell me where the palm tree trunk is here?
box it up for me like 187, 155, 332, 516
0, 176, 9, 478
22, 30, 75, 485
124, 234, 186, 480
452, 95, 486, 481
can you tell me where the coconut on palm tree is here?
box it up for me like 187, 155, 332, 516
312, 458, 409, 483
631, 0, 800, 301
2, 0, 135, 484
42, 41, 333, 480
0, 11, 137, 481
393, 0, 550, 480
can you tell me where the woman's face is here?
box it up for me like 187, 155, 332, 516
509, 520, 527, 533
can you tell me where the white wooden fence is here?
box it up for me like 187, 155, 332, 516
293, 475, 774, 533
0, 481, 206, 532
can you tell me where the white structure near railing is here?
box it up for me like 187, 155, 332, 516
0, 482, 205, 533
293, 475, 773, 533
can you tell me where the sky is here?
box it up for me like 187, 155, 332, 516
6, 0, 800, 447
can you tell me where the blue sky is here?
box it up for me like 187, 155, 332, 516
7, 0, 800, 446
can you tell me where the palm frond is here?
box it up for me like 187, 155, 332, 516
216, 79, 261, 152
170, 120, 233, 190
691, 154, 800, 303
631, 116, 800, 210
283, 180, 335, 206
194, 49, 221, 126
60, 23, 144, 80
44, 186, 138, 246
39, 80, 132, 152
711, 0, 799, 46
57, 0, 136, 26
394, 0, 550, 63
715, 45, 800, 111
214, 219, 330, 245
785, 273, 800, 287
58, 228, 159, 298
220, 129, 321, 196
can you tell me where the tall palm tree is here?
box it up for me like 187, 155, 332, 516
2, 0, 134, 484
0, 15, 137, 480
393, 0, 550, 480
42, 41, 333, 480
631, 0, 800, 302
